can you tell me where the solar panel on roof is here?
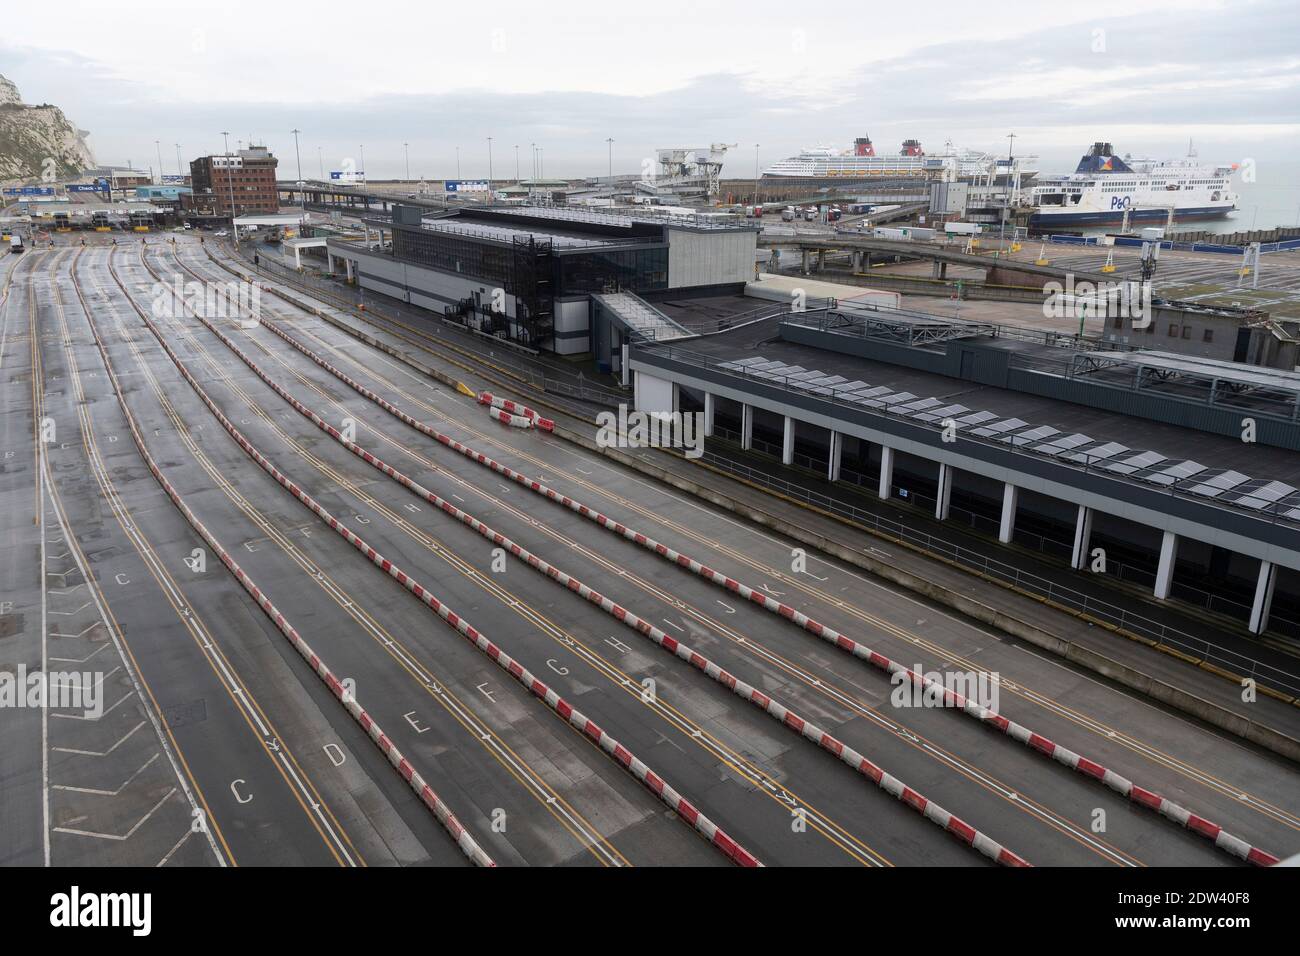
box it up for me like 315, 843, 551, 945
856, 391, 896, 408
1143, 460, 1206, 486
1187, 471, 1251, 497
672, 345, 1298, 527
1065, 441, 1128, 465
1232, 480, 1297, 509
895, 397, 944, 415
1106, 450, 1165, 474
877, 392, 918, 409
1035, 433, 1093, 455
956, 410, 999, 427
1004, 425, 1060, 446
914, 404, 970, 423
970, 417, 1028, 437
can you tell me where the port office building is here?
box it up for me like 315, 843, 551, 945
325, 204, 758, 356
629, 303, 1300, 646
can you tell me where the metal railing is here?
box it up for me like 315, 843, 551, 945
696, 447, 1300, 697
710, 424, 1300, 638
639, 342, 1300, 531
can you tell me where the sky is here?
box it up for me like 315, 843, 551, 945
1, 0, 1297, 183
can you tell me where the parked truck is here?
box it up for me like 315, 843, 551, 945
9, 234, 24, 253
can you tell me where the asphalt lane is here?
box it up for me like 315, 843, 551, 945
0, 250, 49, 866
190, 240, 1300, 866
113, 245, 730, 867
14, 234, 1292, 867
44, 248, 367, 866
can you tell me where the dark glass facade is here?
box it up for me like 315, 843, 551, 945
556, 246, 668, 295
392, 226, 667, 299
393, 229, 521, 292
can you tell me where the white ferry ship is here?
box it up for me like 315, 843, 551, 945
762, 135, 1033, 180
1029, 142, 1238, 228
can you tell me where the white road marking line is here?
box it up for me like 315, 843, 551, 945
52, 753, 160, 796
53, 720, 147, 757
53, 788, 177, 841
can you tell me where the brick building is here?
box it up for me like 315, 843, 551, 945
189, 147, 279, 217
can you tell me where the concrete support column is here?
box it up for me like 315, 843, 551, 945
1070, 505, 1094, 571
878, 445, 895, 500
935, 462, 954, 520
998, 482, 1019, 544
702, 392, 715, 438
740, 404, 753, 451
816, 249, 826, 272
293, 246, 302, 269
327, 251, 336, 273
782, 416, 795, 466
1154, 530, 1179, 600
851, 251, 863, 273
801, 249, 811, 274
1250, 560, 1278, 635
827, 430, 842, 482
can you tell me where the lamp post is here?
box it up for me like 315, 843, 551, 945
999, 132, 1016, 251
359, 144, 365, 186
404, 142, 410, 182
175, 143, 182, 177
606, 137, 613, 179
456, 146, 461, 180
317, 146, 324, 180
752, 143, 760, 206
487, 136, 493, 192
291, 128, 304, 215
515, 144, 520, 183
155, 140, 163, 185
221, 131, 236, 226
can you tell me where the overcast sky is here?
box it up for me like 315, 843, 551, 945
2, 0, 1296, 180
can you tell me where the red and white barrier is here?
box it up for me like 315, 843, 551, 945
488, 405, 533, 429
126, 255, 762, 868
245, 305, 1283, 869
186, 310, 1032, 867
479, 391, 555, 431
88, 250, 496, 867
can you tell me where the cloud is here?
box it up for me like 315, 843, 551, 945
0, 0, 1295, 177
